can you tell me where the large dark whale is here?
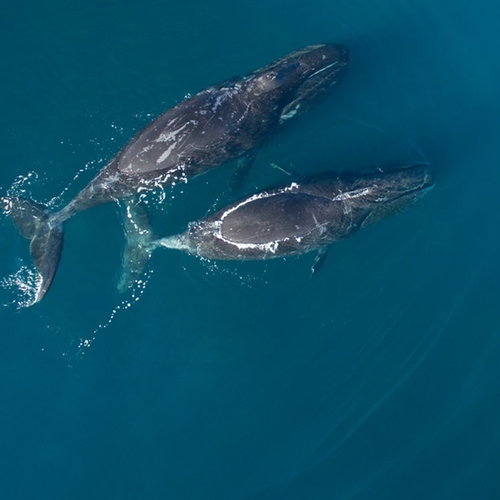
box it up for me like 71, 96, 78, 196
125, 163, 433, 272
1, 44, 348, 302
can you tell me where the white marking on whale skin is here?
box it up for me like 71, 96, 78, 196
312, 214, 328, 236
165, 116, 181, 128
212, 93, 227, 112
332, 187, 372, 202
156, 143, 178, 164
154, 119, 199, 164
306, 61, 339, 80
234, 101, 252, 126
139, 144, 155, 155
102, 171, 122, 188
211, 87, 239, 112
154, 120, 190, 144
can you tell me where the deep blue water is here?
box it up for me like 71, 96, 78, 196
1, 1, 499, 499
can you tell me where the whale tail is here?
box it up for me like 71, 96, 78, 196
2, 197, 64, 303
117, 201, 155, 293
118, 202, 192, 291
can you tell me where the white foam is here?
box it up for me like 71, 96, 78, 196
207, 185, 309, 255
0, 263, 43, 309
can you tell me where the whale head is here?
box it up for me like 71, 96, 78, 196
281, 43, 350, 112
335, 162, 435, 228
246, 43, 349, 117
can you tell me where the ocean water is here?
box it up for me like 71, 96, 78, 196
1, 0, 499, 499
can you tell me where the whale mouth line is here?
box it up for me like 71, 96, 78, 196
389, 182, 435, 204
306, 61, 340, 80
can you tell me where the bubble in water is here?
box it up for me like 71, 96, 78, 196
0, 263, 42, 309
194, 256, 263, 289
66, 268, 154, 361
5, 171, 40, 200
47, 158, 104, 208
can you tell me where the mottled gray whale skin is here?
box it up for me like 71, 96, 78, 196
1, 43, 349, 302
148, 163, 434, 262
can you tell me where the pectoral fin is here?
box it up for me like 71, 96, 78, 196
310, 247, 329, 277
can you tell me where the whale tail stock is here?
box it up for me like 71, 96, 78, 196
2, 197, 63, 303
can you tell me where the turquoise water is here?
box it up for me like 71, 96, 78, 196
1, 1, 499, 499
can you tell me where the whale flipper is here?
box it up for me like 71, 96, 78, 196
311, 247, 329, 277
117, 201, 154, 293
2, 197, 63, 302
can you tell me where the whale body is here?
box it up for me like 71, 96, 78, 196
1, 43, 349, 302
128, 163, 433, 270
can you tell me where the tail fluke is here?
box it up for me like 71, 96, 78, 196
2, 197, 63, 303
117, 201, 155, 293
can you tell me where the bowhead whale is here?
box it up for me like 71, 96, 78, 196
1, 44, 349, 302
123, 163, 434, 273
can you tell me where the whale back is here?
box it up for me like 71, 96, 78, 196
115, 85, 252, 178
220, 193, 335, 244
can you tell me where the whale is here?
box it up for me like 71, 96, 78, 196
1, 43, 349, 302
122, 162, 434, 274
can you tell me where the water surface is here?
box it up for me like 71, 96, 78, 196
1, 1, 499, 499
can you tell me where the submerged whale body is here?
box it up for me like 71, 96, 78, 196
1, 43, 349, 302
132, 163, 433, 266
